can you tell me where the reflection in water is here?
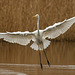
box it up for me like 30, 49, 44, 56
0, 68, 26, 75
0, 41, 75, 65
0, 63, 75, 70
0, 41, 75, 75
0, 64, 75, 75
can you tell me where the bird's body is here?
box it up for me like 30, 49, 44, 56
31, 30, 50, 50
0, 14, 75, 69
34, 30, 43, 45
35, 30, 44, 49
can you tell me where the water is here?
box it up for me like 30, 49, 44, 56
0, 64, 75, 75
0, 68, 26, 75
0, 41, 75, 75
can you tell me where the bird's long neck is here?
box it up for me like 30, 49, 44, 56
37, 16, 39, 35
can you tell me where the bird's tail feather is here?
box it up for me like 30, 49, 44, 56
30, 42, 38, 51
30, 39, 51, 51
30, 42, 43, 50
43, 39, 51, 49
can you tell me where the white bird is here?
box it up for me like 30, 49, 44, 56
0, 14, 75, 69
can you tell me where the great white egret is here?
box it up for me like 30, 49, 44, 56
0, 14, 75, 69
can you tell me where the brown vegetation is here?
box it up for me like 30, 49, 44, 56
0, 0, 75, 40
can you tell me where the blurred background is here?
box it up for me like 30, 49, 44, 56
0, 0, 75, 65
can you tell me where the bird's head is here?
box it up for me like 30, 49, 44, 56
33, 14, 39, 19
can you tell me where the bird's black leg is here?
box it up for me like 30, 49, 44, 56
43, 50, 50, 67
39, 51, 43, 70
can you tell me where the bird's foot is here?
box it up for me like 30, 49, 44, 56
40, 63, 43, 70
47, 60, 50, 67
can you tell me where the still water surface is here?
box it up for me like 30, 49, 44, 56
0, 41, 75, 75
0, 64, 75, 75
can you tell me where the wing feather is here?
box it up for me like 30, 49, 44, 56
0, 31, 35, 46
43, 17, 75, 39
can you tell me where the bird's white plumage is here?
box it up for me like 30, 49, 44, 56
0, 15, 75, 51
43, 17, 75, 39
30, 42, 38, 50
43, 39, 51, 49
0, 31, 35, 46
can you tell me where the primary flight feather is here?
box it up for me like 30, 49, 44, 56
0, 14, 75, 50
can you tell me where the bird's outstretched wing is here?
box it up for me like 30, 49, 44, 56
0, 31, 35, 46
43, 17, 75, 39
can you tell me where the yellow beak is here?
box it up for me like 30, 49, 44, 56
33, 15, 36, 18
